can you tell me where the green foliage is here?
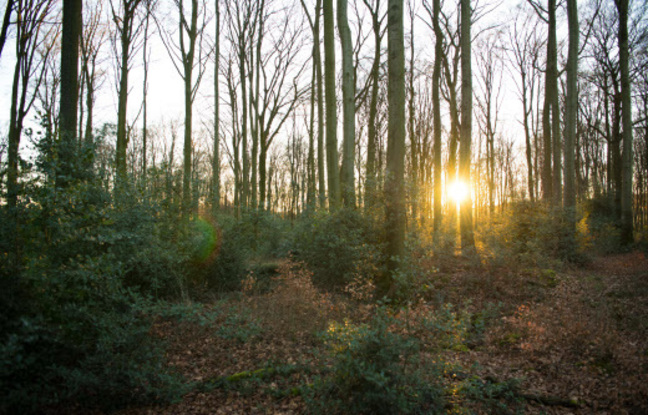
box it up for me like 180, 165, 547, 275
296, 208, 383, 289
150, 302, 262, 342
580, 196, 624, 254
189, 214, 249, 292
0, 137, 187, 413
480, 201, 585, 268
305, 309, 445, 415
458, 374, 523, 414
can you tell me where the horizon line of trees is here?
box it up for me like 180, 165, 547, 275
2, 0, 647, 251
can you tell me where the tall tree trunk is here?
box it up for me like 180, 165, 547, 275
364, 0, 381, 214
323, 0, 340, 209
541, 0, 557, 202
459, 0, 475, 250
307, 46, 317, 209
617, 0, 633, 244
338, 0, 355, 207
314, 0, 326, 209
549, 0, 561, 205
142, 0, 150, 189
563, 0, 578, 216
115, 2, 134, 188
432, 0, 443, 240
58, 0, 82, 187
0, 0, 14, 60
213, 0, 220, 211
408, 3, 417, 222
381, 0, 405, 297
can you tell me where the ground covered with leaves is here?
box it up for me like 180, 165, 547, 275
99, 251, 648, 415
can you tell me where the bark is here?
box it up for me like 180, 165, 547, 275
0, 0, 13, 60
381, 0, 405, 296
315, 2, 326, 208
432, 0, 443, 239
459, 0, 475, 250
113, 0, 142, 188
338, 0, 356, 208
213, 0, 221, 211
563, 0, 578, 213
549, 0, 561, 205
363, 0, 382, 214
58, 0, 82, 187
323, 0, 340, 209
616, 0, 633, 244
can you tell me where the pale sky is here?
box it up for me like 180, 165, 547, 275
0, 0, 558, 167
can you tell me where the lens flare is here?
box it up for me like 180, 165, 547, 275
192, 217, 219, 262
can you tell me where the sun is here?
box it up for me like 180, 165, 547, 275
448, 180, 469, 204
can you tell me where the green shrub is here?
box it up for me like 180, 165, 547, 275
0, 168, 186, 413
305, 309, 444, 415
479, 201, 585, 268
297, 208, 383, 289
189, 215, 249, 292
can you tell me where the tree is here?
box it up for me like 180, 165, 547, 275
459, 0, 475, 250
422, 0, 442, 238
616, 0, 633, 244
361, 0, 385, 214
323, 0, 340, 209
563, 0, 578, 218
212, 0, 221, 211
508, 10, 543, 202
140, 0, 155, 187
381, 0, 405, 297
476, 34, 502, 215
58, 0, 82, 186
159, 0, 211, 215
111, 0, 144, 188
80, 0, 107, 149
0, 0, 14, 60
7, 0, 56, 208
338, 0, 356, 207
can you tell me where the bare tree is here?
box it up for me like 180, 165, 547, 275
563, 0, 578, 217
528, 0, 560, 203
158, 0, 211, 215
323, 0, 340, 209
616, 0, 633, 244
212, 0, 221, 211
110, 0, 144, 187
476, 34, 502, 215
57, 0, 82, 187
361, 0, 385, 213
459, 0, 475, 250
0, 0, 14, 60
80, 0, 107, 147
422, 0, 443, 238
382, 0, 405, 296
7, 0, 56, 208
507, 9, 543, 201
256, 7, 306, 211
339, 0, 356, 207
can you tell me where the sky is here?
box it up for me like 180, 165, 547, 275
0, 0, 557, 166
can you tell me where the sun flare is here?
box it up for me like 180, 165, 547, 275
448, 180, 469, 204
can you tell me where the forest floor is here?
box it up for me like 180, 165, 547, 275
117, 251, 648, 415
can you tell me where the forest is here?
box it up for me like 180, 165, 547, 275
1, 0, 647, 413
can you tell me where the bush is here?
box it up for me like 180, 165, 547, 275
305, 309, 444, 415
297, 208, 383, 289
0, 170, 186, 413
188, 214, 249, 293
479, 201, 585, 268
580, 196, 624, 254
